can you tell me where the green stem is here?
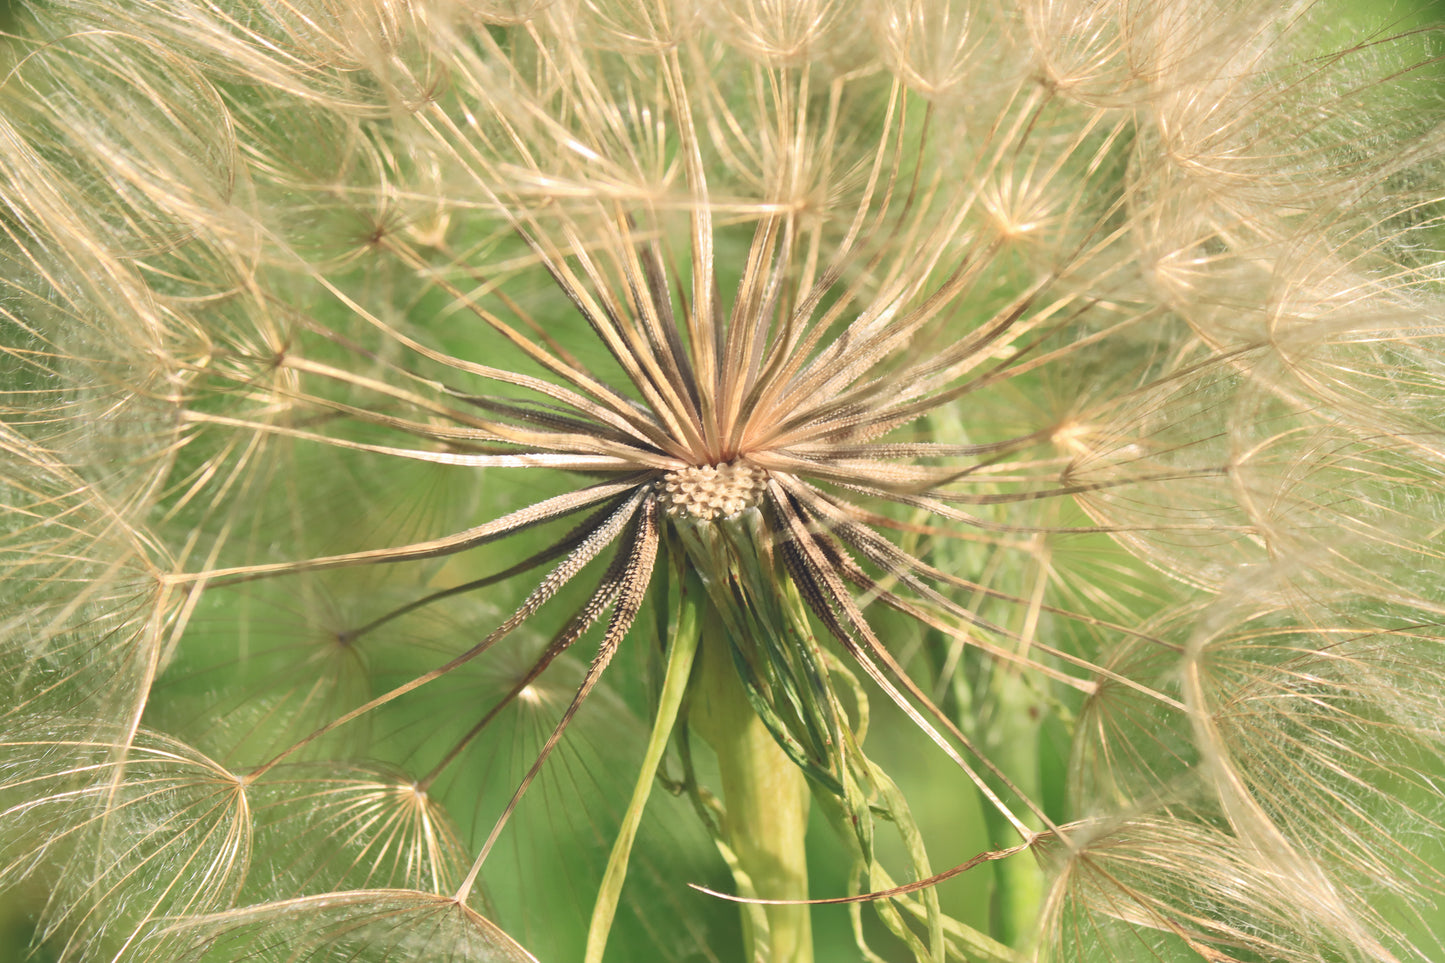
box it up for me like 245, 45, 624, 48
584, 570, 702, 963
979, 670, 1045, 948
691, 615, 813, 963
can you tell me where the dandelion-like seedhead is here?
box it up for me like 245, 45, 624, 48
1, 0, 1443, 961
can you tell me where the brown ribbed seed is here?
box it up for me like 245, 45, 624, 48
657, 462, 770, 521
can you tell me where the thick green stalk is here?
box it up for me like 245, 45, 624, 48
691, 616, 813, 963
979, 669, 1045, 948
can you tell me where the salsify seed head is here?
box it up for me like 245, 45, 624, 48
0, 0, 1443, 962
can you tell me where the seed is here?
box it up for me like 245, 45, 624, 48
657, 462, 771, 520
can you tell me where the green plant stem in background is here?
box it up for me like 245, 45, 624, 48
977, 671, 1045, 948
691, 612, 813, 963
